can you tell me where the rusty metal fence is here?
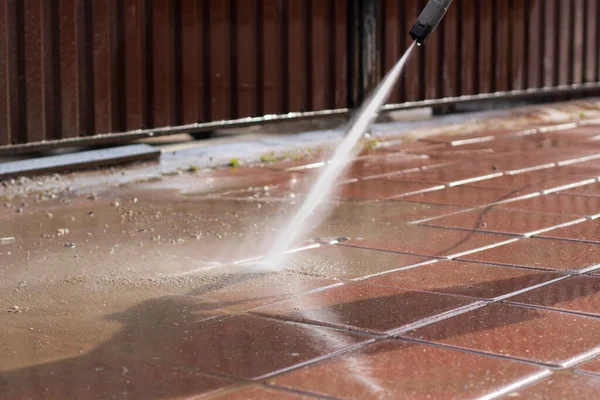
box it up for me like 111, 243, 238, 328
1, 0, 599, 153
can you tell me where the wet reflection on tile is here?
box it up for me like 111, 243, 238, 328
271, 340, 545, 400
252, 282, 474, 335
501, 373, 600, 399
365, 260, 561, 299
508, 275, 600, 317
124, 314, 368, 380
460, 237, 600, 272
402, 303, 600, 366
423, 208, 579, 236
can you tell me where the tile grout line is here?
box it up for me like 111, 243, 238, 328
446, 238, 521, 260
351, 258, 440, 281
562, 345, 600, 368
266, 384, 342, 400
492, 276, 571, 302
396, 336, 563, 369
391, 301, 488, 335
504, 301, 600, 321
476, 370, 553, 400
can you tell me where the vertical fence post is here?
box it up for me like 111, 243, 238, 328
347, 0, 382, 109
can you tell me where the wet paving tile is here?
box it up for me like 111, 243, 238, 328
364, 260, 562, 299
497, 194, 600, 217
138, 167, 303, 196
420, 131, 499, 146
508, 275, 600, 317
534, 219, 600, 244
0, 348, 234, 400
501, 373, 600, 399
422, 208, 580, 236
270, 340, 546, 400
285, 246, 432, 280
263, 156, 329, 171
183, 272, 340, 311
132, 314, 369, 380
459, 237, 600, 272
252, 282, 475, 335
456, 138, 545, 153
465, 149, 598, 174
310, 201, 467, 237
214, 385, 318, 399
460, 152, 558, 174
401, 186, 516, 207
335, 179, 442, 200
467, 172, 596, 196
385, 167, 502, 186
402, 303, 600, 366
345, 153, 440, 179
341, 225, 514, 258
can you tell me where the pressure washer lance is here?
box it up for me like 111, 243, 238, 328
410, 0, 453, 44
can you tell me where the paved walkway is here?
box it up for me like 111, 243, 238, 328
2, 110, 600, 399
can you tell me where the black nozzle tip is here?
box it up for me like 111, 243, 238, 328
409, 23, 431, 44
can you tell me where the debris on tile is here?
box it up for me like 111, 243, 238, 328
0, 237, 15, 245
7, 305, 21, 313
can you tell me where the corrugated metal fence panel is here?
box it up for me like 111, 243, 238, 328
1, 0, 599, 149
0, 0, 346, 146
381, 0, 600, 104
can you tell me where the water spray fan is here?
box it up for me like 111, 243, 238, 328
262, 0, 452, 266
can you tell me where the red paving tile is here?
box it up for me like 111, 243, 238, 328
401, 186, 517, 207
465, 149, 598, 174
508, 275, 600, 317
335, 179, 442, 200
214, 385, 317, 399
252, 282, 475, 335
422, 208, 580, 236
341, 226, 514, 258
402, 303, 600, 366
534, 219, 600, 244
145, 314, 368, 380
497, 194, 600, 217
286, 246, 432, 280
460, 237, 600, 272
385, 167, 502, 186
346, 153, 440, 179
364, 260, 562, 299
270, 340, 546, 400
468, 171, 596, 195
502, 373, 600, 399
337, 200, 467, 224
